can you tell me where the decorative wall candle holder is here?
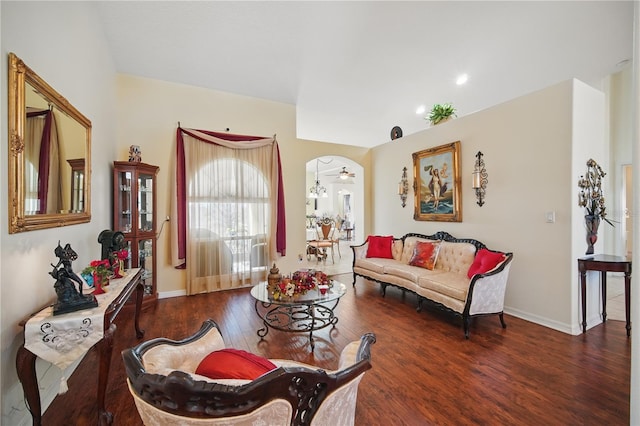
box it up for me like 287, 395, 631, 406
398, 167, 409, 208
472, 151, 488, 207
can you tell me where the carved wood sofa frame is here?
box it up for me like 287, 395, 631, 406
352, 231, 514, 338
123, 319, 376, 425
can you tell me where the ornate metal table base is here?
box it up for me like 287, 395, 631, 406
254, 299, 341, 350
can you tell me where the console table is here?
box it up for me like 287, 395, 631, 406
16, 268, 145, 426
578, 255, 631, 336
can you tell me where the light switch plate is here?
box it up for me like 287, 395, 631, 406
545, 211, 556, 223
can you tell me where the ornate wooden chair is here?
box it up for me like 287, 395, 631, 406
123, 319, 375, 425
306, 218, 341, 263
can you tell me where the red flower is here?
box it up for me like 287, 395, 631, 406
116, 249, 129, 260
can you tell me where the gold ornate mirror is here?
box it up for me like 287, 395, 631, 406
8, 53, 91, 233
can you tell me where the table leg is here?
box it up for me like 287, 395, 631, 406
97, 323, 116, 425
16, 345, 41, 425
309, 304, 316, 351
580, 270, 587, 333
625, 271, 631, 337
133, 280, 145, 339
601, 271, 607, 322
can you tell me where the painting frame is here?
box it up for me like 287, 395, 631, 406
412, 141, 462, 222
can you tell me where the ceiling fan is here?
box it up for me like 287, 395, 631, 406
328, 166, 356, 180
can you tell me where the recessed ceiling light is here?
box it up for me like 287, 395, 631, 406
456, 74, 468, 85
416, 105, 426, 115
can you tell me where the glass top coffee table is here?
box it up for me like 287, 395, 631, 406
250, 280, 346, 350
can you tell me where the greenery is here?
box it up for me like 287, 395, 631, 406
426, 103, 457, 125
577, 158, 614, 227
82, 259, 112, 282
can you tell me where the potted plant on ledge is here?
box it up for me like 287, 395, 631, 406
426, 103, 457, 126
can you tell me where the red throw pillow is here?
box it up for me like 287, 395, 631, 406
195, 348, 276, 380
409, 241, 440, 270
467, 249, 506, 278
366, 235, 394, 258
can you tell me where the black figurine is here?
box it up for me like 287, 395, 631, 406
51, 242, 98, 315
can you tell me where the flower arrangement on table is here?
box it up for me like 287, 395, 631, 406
272, 270, 330, 300
82, 259, 112, 294
577, 158, 614, 227
577, 158, 615, 254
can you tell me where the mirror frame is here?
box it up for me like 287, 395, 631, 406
8, 52, 91, 233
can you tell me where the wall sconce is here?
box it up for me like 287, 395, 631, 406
472, 151, 488, 206
398, 167, 409, 208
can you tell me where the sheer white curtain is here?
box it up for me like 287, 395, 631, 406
174, 130, 285, 295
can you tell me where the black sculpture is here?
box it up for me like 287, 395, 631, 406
51, 242, 98, 315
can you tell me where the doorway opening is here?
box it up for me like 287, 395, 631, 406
304, 156, 364, 274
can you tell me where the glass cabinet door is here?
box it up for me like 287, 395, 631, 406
123, 240, 133, 270
138, 172, 154, 233
116, 171, 133, 233
138, 238, 154, 294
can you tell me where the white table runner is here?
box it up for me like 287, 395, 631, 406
24, 270, 139, 372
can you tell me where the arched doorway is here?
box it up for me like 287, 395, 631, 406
304, 156, 364, 274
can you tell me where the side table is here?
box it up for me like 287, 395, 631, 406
16, 268, 145, 425
578, 255, 631, 336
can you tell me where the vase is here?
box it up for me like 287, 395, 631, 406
267, 263, 281, 290
585, 214, 600, 255
93, 273, 107, 295
112, 261, 124, 279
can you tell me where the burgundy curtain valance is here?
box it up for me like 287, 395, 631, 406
36, 111, 53, 214
174, 127, 287, 267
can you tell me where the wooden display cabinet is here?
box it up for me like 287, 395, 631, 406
113, 161, 159, 307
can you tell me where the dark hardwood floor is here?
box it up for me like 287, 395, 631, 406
41, 273, 630, 425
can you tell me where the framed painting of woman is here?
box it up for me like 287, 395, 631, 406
412, 141, 462, 222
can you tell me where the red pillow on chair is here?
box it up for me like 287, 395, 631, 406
366, 235, 394, 258
467, 249, 506, 278
195, 348, 276, 380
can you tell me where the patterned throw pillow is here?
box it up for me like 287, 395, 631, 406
366, 235, 395, 258
195, 348, 276, 380
408, 241, 441, 270
467, 248, 506, 278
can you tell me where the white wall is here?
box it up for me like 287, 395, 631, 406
371, 79, 606, 333
608, 66, 633, 255
1, 3, 117, 425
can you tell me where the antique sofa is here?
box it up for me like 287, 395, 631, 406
123, 319, 376, 425
352, 232, 513, 338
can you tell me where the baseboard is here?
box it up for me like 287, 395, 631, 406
158, 289, 186, 299
503, 306, 601, 336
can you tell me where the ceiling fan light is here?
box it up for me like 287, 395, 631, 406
339, 167, 351, 179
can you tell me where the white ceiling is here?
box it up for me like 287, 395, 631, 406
95, 1, 633, 148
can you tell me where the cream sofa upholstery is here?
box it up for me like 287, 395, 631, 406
352, 232, 513, 338
123, 319, 376, 425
